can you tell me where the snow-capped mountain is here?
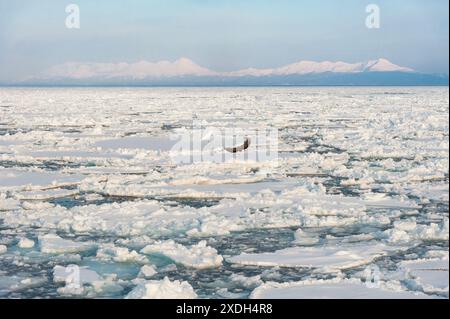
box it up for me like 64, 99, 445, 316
227, 58, 413, 77
41, 57, 413, 80
19, 57, 447, 86
42, 58, 217, 80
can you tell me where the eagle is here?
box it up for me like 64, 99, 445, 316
224, 137, 251, 153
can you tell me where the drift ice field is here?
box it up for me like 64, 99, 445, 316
0, 86, 448, 299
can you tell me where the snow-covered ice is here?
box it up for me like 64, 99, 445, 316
399, 258, 449, 296
96, 244, 148, 264
250, 278, 438, 299
17, 238, 35, 249
0, 87, 447, 298
138, 265, 158, 278
141, 240, 223, 269
125, 277, 197, 299
39, 234, 96, 254
227, 242, 404, 270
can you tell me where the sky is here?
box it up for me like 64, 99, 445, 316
0, 0, 448, 82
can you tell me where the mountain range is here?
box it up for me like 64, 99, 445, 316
15, 58, 449, 86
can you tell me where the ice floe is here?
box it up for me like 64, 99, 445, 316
138, 265, 157, 279
381, 218, 449, 244
400, 258, 449, 296
0, 275, 47, 296
141, 240, 223, 269
39, 234, 96, 254
125, 277, 197, 299
96, 244, 148, 263
17, 238, 35, 249
250, 278, 438, 299
228, 242, 405, 271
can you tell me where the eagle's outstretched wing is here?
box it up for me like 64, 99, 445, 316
224, 137, 251, 153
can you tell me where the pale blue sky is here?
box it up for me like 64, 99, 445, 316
0, 0, 448, 81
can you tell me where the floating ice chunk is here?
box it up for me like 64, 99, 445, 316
39, 234, 96, 254
215, 288, 247, 299
141, 240, 223, 269
0, 168, 82, 189
0, 194, 20, 211
18, 238, 35, 249
382, 228, 411, 244
250, 278, 436, 299
125, 277, 197, 299
229, 273, 263, 289
51, 253, 83, 264
400, 258, 449, 295
424, 250, 449, 259
90, 278, 124, 296
382, 218, 449, 244
138, 265, 157, 279
160, 264, 178, 273
0, 275, 47, 295
293, 229, 320, 246
14, 188, 79, 200
95, 136, 177, 151
413, 219, 449, 241
228, 243, 404, 271
0, 245, 7, 254
11, 277, 47, 292
168, 175, 265, 186
326, 233, 376, 244
362, 195, 420, 209
56, 285, 84, 296
393, 220, 418, 231
96, 244, 148, 264
21, 201, 55, 210
405, 182, 449, 202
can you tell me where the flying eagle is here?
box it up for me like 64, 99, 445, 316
224, 137, 251, 153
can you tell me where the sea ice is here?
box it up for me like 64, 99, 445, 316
250, 278, 437, 299
0, 275, 47, 295
96, 244, 148, 263
382, 218, 449, 244
125, 277, 197, 299
228, 242, 404, 271
400, 258, 449, 295
141, 240, 223, 269
17, 238, 35, 249
138, 265, 157, 278
0, 86, 448, 299
39, 234, 96, 254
